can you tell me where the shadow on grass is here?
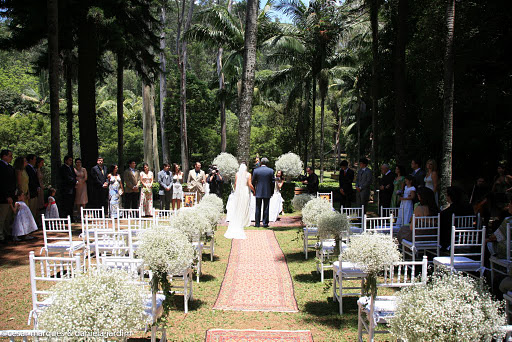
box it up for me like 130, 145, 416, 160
300, 298, 359, 329
202, 254, 221, 262
171, 297, 207, 312
294, 272, 319, 283
285, 251, 309, 263
198, 273, 216, 282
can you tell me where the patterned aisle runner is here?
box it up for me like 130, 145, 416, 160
213, 230, 299, 312
205, 329, 313, 342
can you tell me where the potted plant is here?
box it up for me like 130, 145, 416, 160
275, 152, 304, 213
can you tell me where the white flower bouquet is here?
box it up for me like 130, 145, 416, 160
389, 271, 506, 342
275, 152, 304, 180
212, 153, 239, 181
292, 194, 314, 212
301, 197, 333, 226
199, 194, 224, 213
317, 210, 350, 240
170, 208, 211, 242
196, 203, 222, 234
341, 232, 401, 296
136, 225, 195, 275
38, 269, 147, 338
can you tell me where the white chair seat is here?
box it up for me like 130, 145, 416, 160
350, 226, 363, 234
47, 240, 85, 251
490, 255, 512, 267
317, 240, 336, 251
192, 242, 204, 249
333, 261, 367, 277
303, 227, 318, 233
358, 296, 397, 324
143, 293, 166, 318
402, 239, 439, 249
433, 256, 482, 272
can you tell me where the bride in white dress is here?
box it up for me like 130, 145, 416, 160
224, 163, 255, 239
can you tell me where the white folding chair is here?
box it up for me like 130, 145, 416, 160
116, 208, 142, 230
192, 241, 204, 283
41, 215, 85, 258
28, 251, 82, 328
453, 213, 480, 230
504, 292, 512, 325
169, 268, 194, 314
402, 214, 441, 263
127, 217, 155, 251
203, 231, 215, 262
357, 256, 428, 341
154, 209, 174, 225
303, 224, 319, 260
342, 206, 364, 234
363, 215, 394, 235
332, 250, 367, 314
433, 226, 487, 278
81, 208, 115, 269
490, 223, 512, 290
316, 238, 338, 282
182, 192, 198, 208
380, 207, 403, 235
94, 230, 141, 270
317, 191, 334, 206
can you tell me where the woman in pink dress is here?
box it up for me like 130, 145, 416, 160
139, 163, 154, 217
74, 158, 88, 214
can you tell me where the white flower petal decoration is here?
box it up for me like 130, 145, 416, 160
275, 152, 304, 179
170, 209, 211, 242
317, 210, 350, 240
301, 197, 333, 226
212, 153, 239, 181
292, 194, 314, 212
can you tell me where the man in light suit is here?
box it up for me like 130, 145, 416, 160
158, 163, 172, 210
0, 150, 15, 242
187, 162, 206, 201
123, 160, 140, 210
252, 157, 274, 228
90, 157, 108, 210
355, 157, 373, 212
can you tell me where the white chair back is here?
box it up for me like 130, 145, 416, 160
342, 206, 364, 233
452, 213, 480, 230
94, 230, 133, 261
381, 207, 403, 230
41, 215, 74, 253
381, 256, 428, 288
154, 209, 174, 225
412, 214, 440, 244
80, 207, 105, 221
363, 215, 394, 235
29, 251, 81, 327
317, 192, 334, 206
116, 208, 142, 230
449, 226, 486, 272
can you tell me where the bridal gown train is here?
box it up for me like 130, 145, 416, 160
224, 165, 251, 239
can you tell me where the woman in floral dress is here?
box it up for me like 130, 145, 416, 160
139, 163, 154, 217
108, 165, 124, 218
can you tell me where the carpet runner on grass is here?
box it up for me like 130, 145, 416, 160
213, 230, 298, 312
218, 215, 303, 227
205, 329, 313, 341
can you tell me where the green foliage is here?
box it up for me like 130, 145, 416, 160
281, 182, 296, 213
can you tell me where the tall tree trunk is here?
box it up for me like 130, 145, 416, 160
441, 0, 455, 205
303, 79, 311, 172
179, 0, 194, 178
356, 99, 361, 163
236, 0, 259, 164
393, 0, 407, 166
310, 76, 317, 169
370, 0, 380, 172
217, 0, 232, 152
159, 6, 170, 164
48, 0, 60, 187
78, 16, 99, 170
142, 82, 155, 171
117, 54, 124, 172
333, 102, 341, 169
65, 59, 73, 158
151, 90, 160, 174
319, 92, 326, 182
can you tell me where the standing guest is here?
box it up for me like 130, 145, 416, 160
90, 157, 108, 211
207, 165, 223, 197
378, 163, 395, 209
10, 190, 38, 241
339, 160, 354, 208
187, 162, 206, 201
269, 170, 284, 221
491, 164, 512, 215
45, 188, 59, 218
59, 156, 76, 220
14, 157, 29, 204
439, 186, 473, 250
172, 163, 183, 210
486, 199, 512, 262
25, 154, 40, 223
0, 150, 16, 243
397, 175, 416, 227
108, 165, 123, 218
398, 187, 437, 244
410, 159, 426, 188
391, 165, 406, 208
139, 163, 154, 217
123, 160, 140, 210
74, 158, 88, 215
35, 157, 45, 212
157, 163, 173, 210
355, 158, 373, 211
425, 159, 439, 205
303, 167, 319, 194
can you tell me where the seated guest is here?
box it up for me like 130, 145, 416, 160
398, 187, 438, 244
487, 199, 512, 260
303, 167, 319, 194
439, 186, 474, 250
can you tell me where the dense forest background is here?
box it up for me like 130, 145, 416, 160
0, 0, 510, 190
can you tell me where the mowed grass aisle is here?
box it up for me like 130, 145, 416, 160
0, 222, 391, 341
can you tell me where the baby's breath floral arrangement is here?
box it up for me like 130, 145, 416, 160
196, 203, 222, 234
341, 232, 401, 297
136, 225, 195, 276
389, 271, 506, 342
301, 197, 333, 226
292, 194, 314, 212
275, 152, 304, 180
212, 153, 239, 181
317, 210, 350, 240
170, 208, 211, 242
199, 194, 224, 213
38, 269, 147, 338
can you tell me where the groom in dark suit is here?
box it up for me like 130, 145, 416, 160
90, 157, 108, 210
252, 157, 274, 228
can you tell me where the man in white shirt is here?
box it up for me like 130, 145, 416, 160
187, 162, 206, 202
157, 163, 173, 210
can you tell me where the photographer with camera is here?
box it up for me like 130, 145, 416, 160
207, 165, 223, 197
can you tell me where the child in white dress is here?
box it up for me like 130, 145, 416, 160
45, 188, 59, 218
10, 191, 38, 241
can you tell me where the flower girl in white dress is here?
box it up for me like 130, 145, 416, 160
11, 191, 38, 241
45, 187, 59, 218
